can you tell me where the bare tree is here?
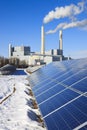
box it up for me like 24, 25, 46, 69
9, 58, 20, 67
0, 56, 9, 67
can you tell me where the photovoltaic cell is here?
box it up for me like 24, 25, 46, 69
28, 58, 87, 130
71, 77, 87, 92
34, 81, 57, 96
44, 96, 87, 130
62, 70, 87, 86
38, 89, 79, 116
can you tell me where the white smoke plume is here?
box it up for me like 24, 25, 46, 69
43, 1, 84, 23
63, 19, 87, 29
46, 23, 67, 34
46, 19, 87, 34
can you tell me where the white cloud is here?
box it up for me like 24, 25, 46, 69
46, 19, 87, 34
43, 1, 84, 23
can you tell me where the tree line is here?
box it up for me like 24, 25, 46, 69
0, 56, 28, 68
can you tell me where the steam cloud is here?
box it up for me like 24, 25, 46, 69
43, 1, 84, 23
46, 19, 87, 34
43, 0, 87, 34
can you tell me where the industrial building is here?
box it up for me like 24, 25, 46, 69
9, 26, 67, 65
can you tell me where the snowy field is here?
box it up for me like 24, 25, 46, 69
0, 75, 46, 130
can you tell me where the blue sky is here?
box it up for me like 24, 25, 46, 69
0, 0, 87, 59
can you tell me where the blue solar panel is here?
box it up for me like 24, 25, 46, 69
34, 81, 57, 96
71, 77, 87, 92
44, 96, 87, 130
62, 70, 87, 86
38, 89, 79, 116
28, 58, 87, 130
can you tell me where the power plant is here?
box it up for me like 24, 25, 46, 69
9, 26, 67, 66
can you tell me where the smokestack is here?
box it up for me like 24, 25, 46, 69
59, 30, 63, 50
9, 44, 12, 58
41, 26, 45, 55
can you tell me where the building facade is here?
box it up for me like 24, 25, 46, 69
8, 29, 67, 66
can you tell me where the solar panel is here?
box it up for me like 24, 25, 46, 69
28, 58, 87, 130
44, 96, 87, 130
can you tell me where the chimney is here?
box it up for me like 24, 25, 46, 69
9, 44, 12, 58
41, 26, 45, 55
59, 30, 63, 50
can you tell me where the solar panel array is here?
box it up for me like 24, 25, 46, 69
29, 58, 87, 130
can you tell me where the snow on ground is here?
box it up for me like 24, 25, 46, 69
0, 75, 46, 130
